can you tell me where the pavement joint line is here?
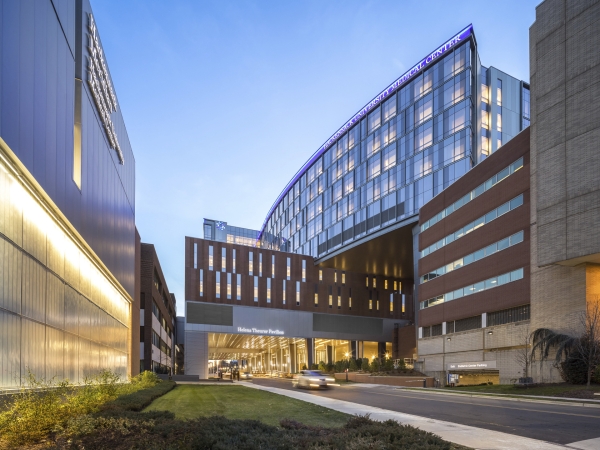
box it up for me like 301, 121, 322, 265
397, 387, 600, 408
241, 382, 571, 450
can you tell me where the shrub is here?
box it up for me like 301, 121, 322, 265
362, 358, 369, 371
301, 364, 308, 370
383, 357, 394, 371
370, 359, 380, 372
318, 361, 326, 372
559, 355, 590, 384
349, 358, 358, 371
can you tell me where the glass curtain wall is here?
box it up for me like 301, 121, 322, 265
261, 40, 475, 258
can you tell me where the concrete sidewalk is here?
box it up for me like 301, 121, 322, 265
241, 382, 570, 450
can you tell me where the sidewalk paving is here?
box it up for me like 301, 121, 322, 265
241, 382, 580, 450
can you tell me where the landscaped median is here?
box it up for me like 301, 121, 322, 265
0, 373, 468, 449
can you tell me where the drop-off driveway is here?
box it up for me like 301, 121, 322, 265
250, 377, 600, 446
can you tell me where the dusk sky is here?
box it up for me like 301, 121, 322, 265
92, 0, 539, 315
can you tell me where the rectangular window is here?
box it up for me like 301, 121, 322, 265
271, 255, 275, 278
267, 278, 271, 303
390, 293, 394, 312
497, 112, 502, 132
369, 300, 373, 310
402, 295, 405, 313
334, 271, 337, 284
373, 278, 377, 288
296, 281, 300, 306
319, 269, 323, 281
377, 300, 379, 311
497, 79, 502, 106
222, 248, 226, 272
249, 251, 253, 276
233, 249, 236, 274
216, 272, 221, 299
283, 279, 286, 304
394, 281, 397, 291
209, 246, 213, 270
349, 288, 352, 310
254, 276, 258, 302
199, 270, 204, 297
328, 286, 333, 308
236, 274, 241, 300
481, 83, 489, 103
314, 284, 318, 306
302, 260, 306, 282
384, 280, 388, 289
337, 287, 341, 308
366, 276, 369, 287
287, 257, 291, 280
342, 272, 345, 285
193, 243, 198, 269
259, 253, 263, 277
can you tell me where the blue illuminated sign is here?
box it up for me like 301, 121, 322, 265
258, 24, 474, 240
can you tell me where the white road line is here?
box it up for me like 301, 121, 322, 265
243, 382, 570, 450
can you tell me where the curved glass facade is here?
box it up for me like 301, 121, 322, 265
260, 28, 478, 259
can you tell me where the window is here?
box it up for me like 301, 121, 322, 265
283, 279, 286, 304
349, 288, 352, 310
233, 249, 236, 273
366, 276, 369, 287
296, 281, 300, 306
334, 271, 337, 284
373, 278, 377, 288
259, 253, 263, 277
227, 273, 231, 299
319, 270, 323, 281
368, 106, 381, 133
496, 79, 502, 106
481, 109, 489, 129
390, 293, 394, 312
267, 278, 271, 303
402, 295, 405, 313
369, 300, 373, 310
204, 224, 212, 240
337, 287, 341, 309
236, 274, 241, 300
302, 260, 306, 282
153, 269, 162, 293
384, 280, 388, 289
271, 255, 275, 278
481, 83, 489, 103
216, 272, 220, 298
497, 111, 502, 132
221, 248, 226, 272
328, 286, 333, 308
394, 281, 397, 291
208, 246, 213, 271
488, 305, 530, 326
199, 270, 203, 296
342, 272, 345, 285
249, 252, 253, 275
314, 284, 318, 306
152, 301, 159, 319
287, 257, 291, 280
377, 300, 379, 310
254, 276, 258, 302
193, 243, 198, 269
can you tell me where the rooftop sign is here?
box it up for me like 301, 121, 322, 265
258, 24, 473, 239
87, 14, 124, 165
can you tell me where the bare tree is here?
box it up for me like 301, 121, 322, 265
572, 301, 600, 387
513, 325, 532, 379
531, 298, 600, 387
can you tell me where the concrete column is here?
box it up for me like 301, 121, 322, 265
378, 342, 387, 359
306, 338, 314, 368
482, 313, 487, 328
184, 331, 208, 379
289, 343, 297, 373
326, 345, 333, 364
442, 322, 447, 335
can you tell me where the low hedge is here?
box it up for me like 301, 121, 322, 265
68, 413, 463, 450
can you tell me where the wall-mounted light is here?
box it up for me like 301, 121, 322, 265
488, 331, 493, 335
447, 337, 451, 341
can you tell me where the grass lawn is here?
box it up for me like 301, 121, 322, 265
442, 383, 600, 398
144, 384, 351, 427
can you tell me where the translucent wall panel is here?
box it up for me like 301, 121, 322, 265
0, 151, 131, 388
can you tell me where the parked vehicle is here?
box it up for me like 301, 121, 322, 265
240, 371, 253, 379
293, 370, 335, 389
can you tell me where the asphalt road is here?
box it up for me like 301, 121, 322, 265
250, 377, 600, 445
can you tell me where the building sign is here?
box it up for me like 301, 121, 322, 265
258, 24, 473, 239
87, 14, 124, 165
237, 327, 284, 335
447, 361, 497, 371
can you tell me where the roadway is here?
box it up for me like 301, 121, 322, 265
250, 377, 600, 445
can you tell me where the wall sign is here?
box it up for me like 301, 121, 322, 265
87, 14, 124, 165
237, 327, 284, 336
446, 361, 497, 371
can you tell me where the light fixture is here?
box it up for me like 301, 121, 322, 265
488, 331, 493, 335
447, 337, 451, 341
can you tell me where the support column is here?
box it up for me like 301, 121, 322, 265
326, 345, 333, 364
306, 338, 314, 368
184, 331, 208, 380
289, 343, 297, 373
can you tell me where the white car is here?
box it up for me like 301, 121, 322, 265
293, 370, 335, 389
240, 371, 253, 380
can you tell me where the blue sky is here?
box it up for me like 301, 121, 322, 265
92, 0, 539, 314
